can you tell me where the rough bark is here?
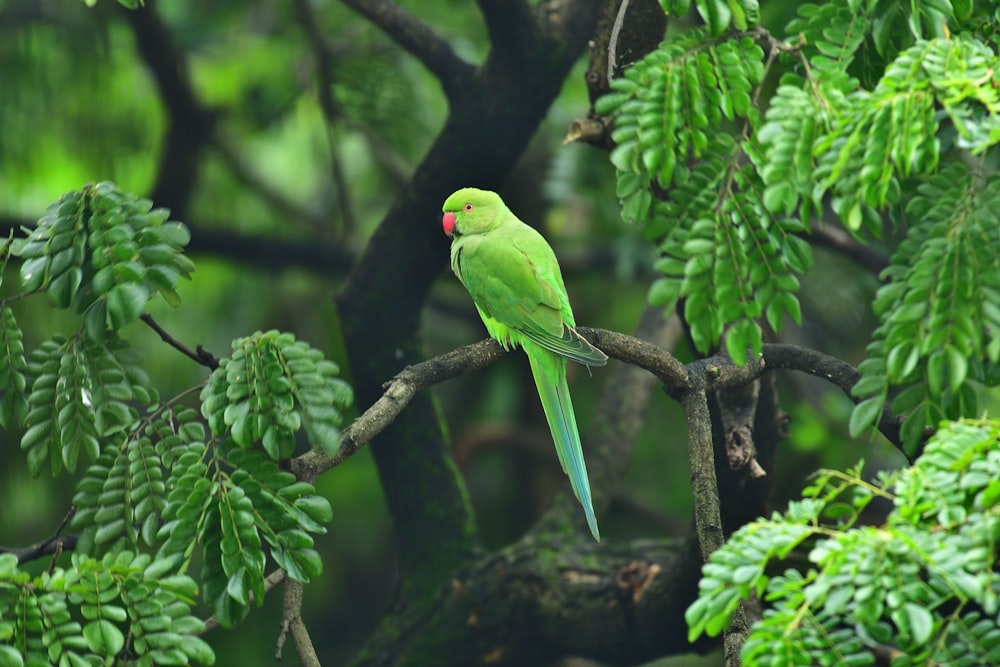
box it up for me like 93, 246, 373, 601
348, 536, 715, 667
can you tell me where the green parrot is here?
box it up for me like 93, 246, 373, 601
441, 187, 608, 540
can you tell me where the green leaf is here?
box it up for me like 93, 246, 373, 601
82, 619, 125, 655
945, 345, 968, 393
0, 646, 23, 667
900, 602, 934, 645
104, 283, 148, 331
46, 267, 82, 308
696, 0, 732, 36
849, 397, 883, 437
725, 320, 761, 366
294, 495, 333, 526
0, 553, 18, 577
179, 636, 215, 665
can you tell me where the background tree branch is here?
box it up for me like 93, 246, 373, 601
119, 1, 216, 217
348, 535, 715, 666
339, 0, 475, 94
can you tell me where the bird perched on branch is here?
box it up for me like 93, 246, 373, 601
442, 187, 607, 540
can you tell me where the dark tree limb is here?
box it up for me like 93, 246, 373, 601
185, 225, 359, 277
477, 0, 536, 61
0, 216, 614, 281
292, 0, 356, 235
0, 507, 77, 565
811, 224, 891, 274
348, 535, 714, 667
339, 0, 475, 95
119, 0, 216, 217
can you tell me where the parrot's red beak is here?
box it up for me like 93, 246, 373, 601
442, 212, 457, 236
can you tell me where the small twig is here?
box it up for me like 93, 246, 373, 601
140, 312, 219, 370
276, 580, 321, 666
0, 506, 78, 565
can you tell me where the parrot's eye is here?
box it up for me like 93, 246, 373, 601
464, 203, 473, 211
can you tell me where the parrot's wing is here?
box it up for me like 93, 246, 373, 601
456, 222, 608, 366
454, 234, 566, 335
520, 323, 608, 367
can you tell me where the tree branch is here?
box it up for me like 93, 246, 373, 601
339, 0, 475, 94
477, 0, 536, 60
119, 0, 216, 217
576, 326, 688, 388
811, 224, 890, 274
0, 215, 609, 281
348, 535, 715, 666
276, 580, 320, 667
761, 343, 922, 459
292, 0, 356, 235
0, 507, 77, 565
292, 337, 511, 482
140, 313, 219, 369
679, 379, 724, 561
294, 334, 916, 487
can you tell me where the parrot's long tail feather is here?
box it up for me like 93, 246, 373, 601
526, 344, 600, 541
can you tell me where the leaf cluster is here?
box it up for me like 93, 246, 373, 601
850, 166, 1000, 450
686, 418, 1000, 666
598, 1, 1000, 445
0, 551, 211, 667
597, 27, 806, 363
0, 184, 355, 662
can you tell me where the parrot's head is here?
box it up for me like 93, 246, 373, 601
441, 187, 504, 238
